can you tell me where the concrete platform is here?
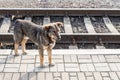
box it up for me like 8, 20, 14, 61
0, 49, 120, 80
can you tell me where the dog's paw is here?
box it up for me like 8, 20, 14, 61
40, 65, 45, 68
49, 63, 55, 67
14, 54, 19, 56
22, 52, 27, 55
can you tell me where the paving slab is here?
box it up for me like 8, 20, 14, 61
10, 49, 120, 55
0, 73, 4, 80
91, 55, 100, 62
57, 63, 65, 72
19, 64, 27, 72
6, 55, 14, 63
46, 73, 53, 80
50, 64, 57, 72
64, 55, 78, 63
4, 64, 20, 72
86, 64, 95, 71
101, 72, 109, 77
115, 63, 120, 71
62, 72, 69, 80
21, 55, 35, 63
116, 72, 120, 79
1, 50, 120, 80
0, 64, 5, 72
52, 55, 64, 63
37, 73, 45, 80
105, 55, 120, 62
4, 73, 13, 80
79, 63, 95, 71
35, 63, 49, 72
14, 56, 21, 63
12, 73, 20, 80
109, 72, 119, 80
109, 63, 119, 71
65, 63, 79, 72
0, 49, 11, 55
98, 55, 106, 62
77, 72, 86, 80
103, 77, 111, 80
94, 63, 110, 71
79, 64, 88, 71
27, 64, 34, 72
0, 72, 119, 80
0, 56, 7, 63
78, 55, 92, 63
69, 73, 76, 76
53, 72, 61, 77
93, 72, 102, 80
70, 76, 78, 80
20, 73, 28, 80
29, 73, 36, 80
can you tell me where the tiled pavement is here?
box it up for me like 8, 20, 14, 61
1, 49, 120, 80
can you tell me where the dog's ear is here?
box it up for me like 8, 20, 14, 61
43, 25, 52, 31
44, 26, 49, 31
56, 22, 63, 27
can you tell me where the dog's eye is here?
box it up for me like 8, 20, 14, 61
53, 31, 58, 35
53, 31, 56, 33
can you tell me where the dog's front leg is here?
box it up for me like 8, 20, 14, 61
47, 48, 54, 67
21, 39, 28, 55
39, 48, 44, 67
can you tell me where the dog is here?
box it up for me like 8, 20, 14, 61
14, 19, 63, 67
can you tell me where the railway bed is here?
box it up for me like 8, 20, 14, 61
1, 8, 120, 49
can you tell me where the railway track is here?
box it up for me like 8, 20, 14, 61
1, 8, 120, 49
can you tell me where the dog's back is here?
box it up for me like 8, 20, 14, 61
14, 19, 43, 43
14, 19, 39, 28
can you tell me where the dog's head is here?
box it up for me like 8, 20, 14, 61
44, 22, 63, 42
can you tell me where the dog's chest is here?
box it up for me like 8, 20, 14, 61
43, 42, 56, 49
44, 39, 50, 46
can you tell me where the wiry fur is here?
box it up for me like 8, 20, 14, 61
14, 19, 63, 67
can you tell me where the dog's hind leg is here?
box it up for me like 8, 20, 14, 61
14, 33, 23, 56
47, 48, 54, 67
21, 39, 28, 55
14, 42, 19, 56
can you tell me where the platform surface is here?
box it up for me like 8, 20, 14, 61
0, 49, 120, 80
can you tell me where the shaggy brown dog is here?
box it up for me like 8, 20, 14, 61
14, 19, 63, 67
